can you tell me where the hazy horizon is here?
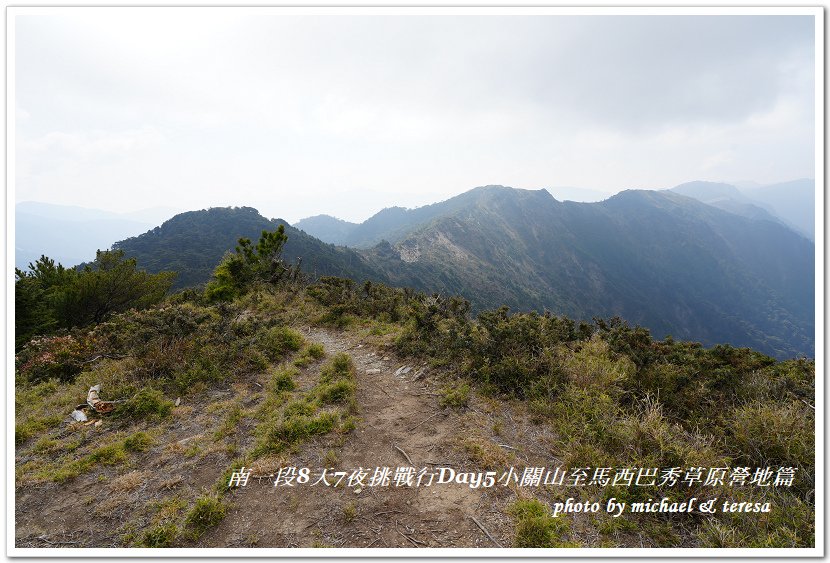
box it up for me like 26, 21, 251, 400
15, 176, 814, 226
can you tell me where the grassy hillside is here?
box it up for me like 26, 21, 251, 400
97, 189, 815, 360
15, 239, 815, 549
363, 187, 814, 359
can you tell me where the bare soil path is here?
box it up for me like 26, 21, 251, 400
16, 325, 557, 549
199, 326, 520, 548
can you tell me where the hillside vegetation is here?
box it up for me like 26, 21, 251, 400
107, 187, 814, 360
361, 187, 814, 359
113, 206, 383, 290
15, 227, 815, 549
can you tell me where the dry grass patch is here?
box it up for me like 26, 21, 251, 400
460, 434, 512, 470
151, 496, 188, 524
249, 454, 287, 477
158, 475, 183, 491
109, 470, 146, 493
93, 491, 133, 516
172, 405, 195, 418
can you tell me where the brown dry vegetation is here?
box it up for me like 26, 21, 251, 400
15, 275, 815, 550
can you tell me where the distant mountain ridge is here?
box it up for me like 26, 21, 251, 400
668, 179, 814, 240
295, 186, 612, 247
294, 215, 358, 246
22, 181, 815, 359
298, 185, 561, 249
745, 179, 815, 241
358, 186, 813, 359
296, 179, 815, 250
112, 206, 384, 290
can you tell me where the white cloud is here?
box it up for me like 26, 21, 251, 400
20, 126, 163, 157
12, 11, 816, 220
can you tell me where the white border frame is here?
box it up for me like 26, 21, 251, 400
5, 5, 824, 559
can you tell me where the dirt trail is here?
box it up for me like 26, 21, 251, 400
16, 326, 556, 549
200, 326, 521, 548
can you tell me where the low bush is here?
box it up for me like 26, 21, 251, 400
439, 383, 470, 409
184, 496, 226, 539
141, 523, 178, 547
316, 380, 356, 405
116, 388, 174, 420
269, 366, 298, 393
124, 431, 154, 452
510, 498, 570, 548
262, 326, 305, 361
293, 343, 326, 367
320, 353, 355, 383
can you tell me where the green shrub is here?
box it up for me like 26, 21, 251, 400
293, 343, 326, 367
184, 496, 226, 539
455, 309, 579, 398
15, 414, 63, 446
313, 310, 356, 329
307, 277, 358, 309
173, 360, 221, 394
141, 523, 178, 547
205, 226, 295, 302
86, 443, 128, 466
255, 411, 339, 456
116, 388, 174, 420
316, 380, 356, 405
51, 441, 130, 482
262, 326, 305, 360
124, 431, 154, 452
510, 498, 569, 548
320, 353, 355, 383
560, 335, 634, 390
284, 399, 316, 418
439, 383, 470, 409
270, 366, 298, 393
275, 412, 338, 443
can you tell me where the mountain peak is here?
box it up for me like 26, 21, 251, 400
469, 184, 554, 197
669, 181, 747, 203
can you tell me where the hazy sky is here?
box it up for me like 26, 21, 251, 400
14, 9, 816, 223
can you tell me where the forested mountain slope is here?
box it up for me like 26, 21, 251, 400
361, 187, 814, 359
113, 207, 385, 289
109, 188, 813, 359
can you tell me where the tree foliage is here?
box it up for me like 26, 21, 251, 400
14, 250, 174, 349
61, 250, 175, 326
15, 256, 75, 348
205, 225, 299, 301
112, 207, 381, 290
